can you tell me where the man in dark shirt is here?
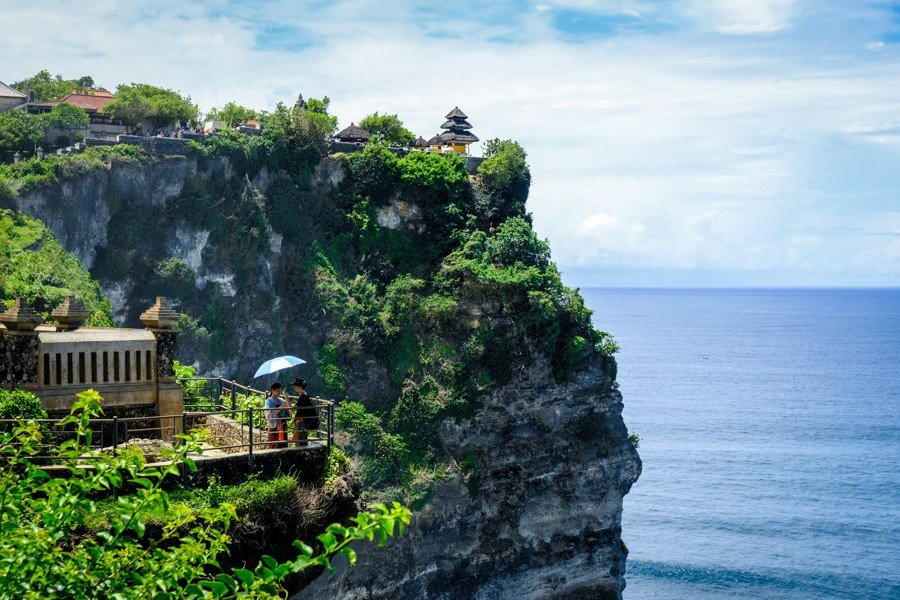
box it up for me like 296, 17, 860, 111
291, 377, 319, 446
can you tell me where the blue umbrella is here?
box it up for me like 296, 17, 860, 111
253, 355, 307, 379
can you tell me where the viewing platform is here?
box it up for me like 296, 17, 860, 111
1, 296, 334, 486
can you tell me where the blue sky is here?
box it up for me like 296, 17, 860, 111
2, 0, 899, 286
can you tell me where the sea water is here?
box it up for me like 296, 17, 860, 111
582, 288, 900, 599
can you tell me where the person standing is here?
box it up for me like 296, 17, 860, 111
264, 382, 289, 448
291, 378, 319, 446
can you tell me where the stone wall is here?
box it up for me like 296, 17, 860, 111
0, 331, 39, 386
0, 98, 25, 112
186, 444, 328, 486
116, 135, 192, 155
193, 413, 267, 449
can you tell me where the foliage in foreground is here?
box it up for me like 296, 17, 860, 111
0, 390, 410, 599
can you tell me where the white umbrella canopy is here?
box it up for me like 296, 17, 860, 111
253, 355, 307, 379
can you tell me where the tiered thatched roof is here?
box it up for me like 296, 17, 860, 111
334, 123, 372, 143
435, 106, 478, 144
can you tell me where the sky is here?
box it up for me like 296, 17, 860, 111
1, 0, 899, 286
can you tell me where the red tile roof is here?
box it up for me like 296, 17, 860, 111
54, 91, 116, 113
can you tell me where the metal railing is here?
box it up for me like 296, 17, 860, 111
177, 376, 335, 448
0, 377, 334, 468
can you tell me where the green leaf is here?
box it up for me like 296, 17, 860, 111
317, 531, 337, 552
214, 573, 236, 591
199, 580, 228, 596
232, 568, 255, 587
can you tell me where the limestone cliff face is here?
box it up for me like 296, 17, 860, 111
11, 154, 290, 376
298, 353, 640, 600
10, 150, 641, 599
14, 157, 200, 271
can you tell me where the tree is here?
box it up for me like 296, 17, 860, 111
0, 390, 411, 599
11, 70, 96, 101
207, 102, 259, 127
487, 216, 551, 270
303, 96, 339, 133
105, 83, 198, 128
0, 110, 45, 161
477, 139, 531, 221
359, 112, 416, 147
261, 99, 337, 172
45, 104, 89, 130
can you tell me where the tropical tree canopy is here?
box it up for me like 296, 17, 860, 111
359, 112, 416, 147
207, 102, 259, 127
105, 83, 198, 128
45, 104, 90, 130
11, 70, 95, 101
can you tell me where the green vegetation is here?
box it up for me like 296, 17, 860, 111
106, 82, 198, 127
174, 360, 211, 405
0, 104, 90, 162
0, 209, 112, 325
0, 143, 148, 194
358, 112, 416, 147
207, 102, 259, 127
45, 103, 90, 130
171, 124, 616, 502
478, 139, 531, 222
0, 111, 45, 162
0, 90, 618, 509
12, 70, 96, 101
0, 389, 46, 430
628, 433, 641, 449
0, 390, 411, 599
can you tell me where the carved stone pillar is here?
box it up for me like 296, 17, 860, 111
140, 297, 183, 439
51, 295, 90, 330
0, 299, 43, 388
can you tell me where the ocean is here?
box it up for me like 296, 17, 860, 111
581, 288, 900, 600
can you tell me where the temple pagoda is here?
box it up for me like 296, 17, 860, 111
429, 107, 478, 155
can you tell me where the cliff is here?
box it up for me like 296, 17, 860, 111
299, 358, 639, 599
5, 129, 641, 598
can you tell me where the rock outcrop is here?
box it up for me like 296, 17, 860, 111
298, 354, 640, 600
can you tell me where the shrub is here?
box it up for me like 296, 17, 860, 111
478, 138, 531, 220
336, 401, 409, 487
347, 144, 400, 202
487, 216, 550, 270
397, 152, 467, 198
174, 360, 212, 405
0, 388, 46, 431
0, 209, 113, 326
315, 343, 347, 399
153, 257, 197, 301
207, 102, 259, 127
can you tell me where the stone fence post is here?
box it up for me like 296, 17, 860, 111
140, 297, 183, 438
0, 299, 43, 389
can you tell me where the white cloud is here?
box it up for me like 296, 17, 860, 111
682, 0, 796, 34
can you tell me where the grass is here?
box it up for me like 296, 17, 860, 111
0, 144, 150, 193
